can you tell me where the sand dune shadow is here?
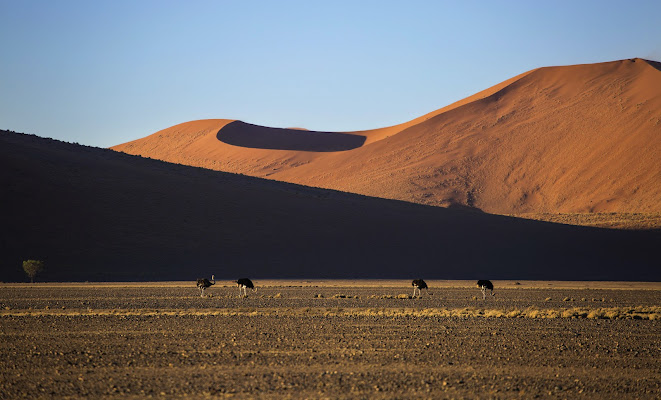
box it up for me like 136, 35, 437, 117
217, 121, 366, 152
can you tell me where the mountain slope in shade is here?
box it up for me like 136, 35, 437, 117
112, 59, 661, 214
2, 130, 659, 281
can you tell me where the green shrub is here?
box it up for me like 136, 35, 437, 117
22, 260, 44, 283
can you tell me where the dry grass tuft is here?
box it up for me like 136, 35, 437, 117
485, 309, 503, 318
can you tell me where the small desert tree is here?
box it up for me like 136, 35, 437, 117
22, 260, 44, 283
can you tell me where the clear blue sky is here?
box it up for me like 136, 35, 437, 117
2, 0, 660, 148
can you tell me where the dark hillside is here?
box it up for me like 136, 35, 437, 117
1, 130, 659, 282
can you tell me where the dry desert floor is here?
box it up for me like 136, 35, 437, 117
1, 280, 660, 399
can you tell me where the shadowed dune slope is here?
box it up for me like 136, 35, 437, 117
2, 130, 659, 282
112, 59, 661, 214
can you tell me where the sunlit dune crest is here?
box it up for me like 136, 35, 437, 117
112, 58, 661, 215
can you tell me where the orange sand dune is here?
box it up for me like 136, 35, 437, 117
112, 59, 661, 214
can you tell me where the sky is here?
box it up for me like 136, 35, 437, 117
1, 0, 660, 148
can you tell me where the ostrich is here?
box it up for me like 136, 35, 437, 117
476, 280, 495, 299
196, 275, 215, 297
412, 279, 428, 297
236, 278, 256, 297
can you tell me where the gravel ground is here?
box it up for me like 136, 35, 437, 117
1, 282, 659, 399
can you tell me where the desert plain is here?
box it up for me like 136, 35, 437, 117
1, 280, 659, 399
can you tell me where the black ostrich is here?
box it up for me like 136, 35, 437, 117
412, 279, 428, 297
476, 280, 495, 299
196, 275, 215, 297
236, 278, 256, 297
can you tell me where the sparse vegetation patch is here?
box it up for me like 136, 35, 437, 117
2, 306, 659, 320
